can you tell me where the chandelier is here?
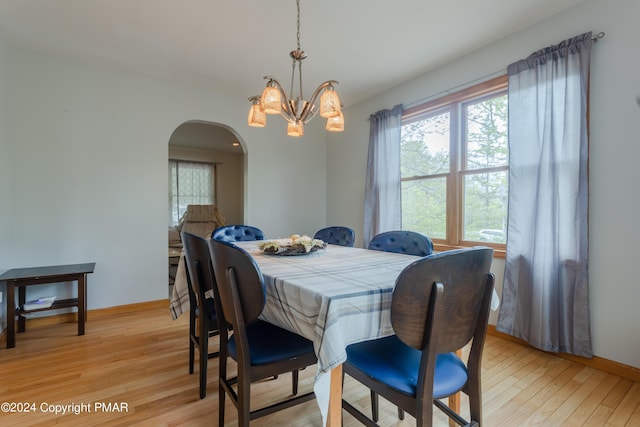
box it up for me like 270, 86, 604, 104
247, 0, 344, 137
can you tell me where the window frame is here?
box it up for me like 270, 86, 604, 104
401, 75, 508, 257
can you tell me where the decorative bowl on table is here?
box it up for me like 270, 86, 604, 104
258, 234, 327, 256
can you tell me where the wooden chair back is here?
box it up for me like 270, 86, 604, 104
392, 247, 494, 354
209, 239, 265, 330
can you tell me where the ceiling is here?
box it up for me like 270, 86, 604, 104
0, 0, 584, 150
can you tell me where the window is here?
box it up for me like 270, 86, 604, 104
400, 75, 508, 252
168, 160, 215, 227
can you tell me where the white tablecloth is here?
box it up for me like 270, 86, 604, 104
236, 242, 416, 373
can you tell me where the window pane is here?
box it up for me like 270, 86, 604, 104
465, 94, 508, 170
401, 111, 450, 177
177, 164, 212, 209
169, 162, 178, 226
169, 160, 214, 227
400, 76, 508, 248
462, 171, 507, 243
401, 177, 447, 239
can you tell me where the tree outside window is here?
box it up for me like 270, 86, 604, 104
400, 76, 508, 252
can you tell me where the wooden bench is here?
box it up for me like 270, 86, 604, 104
1, 263, 96, 348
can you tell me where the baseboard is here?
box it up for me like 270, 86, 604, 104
487, 325, 640, 383
86, 299, 169, 319
0, 299, 170, 346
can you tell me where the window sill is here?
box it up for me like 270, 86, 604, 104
433, 243, 506, 259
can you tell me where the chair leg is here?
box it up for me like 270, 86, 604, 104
292, 369, 299, 395
218, 381, 226, 427
469, 386, 482, 425
371, 390, 404, 423
218, 349, 227, 427
370, 390, 379, 422
198, 346, 207, 398
238, 377, 251, 427
370, 390, 405, 421
189, 340, 195, 374
189, 316, 196, 374
198, 319, 208, 399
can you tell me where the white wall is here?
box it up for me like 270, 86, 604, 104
327, 0, 640, 368
0, 37, 12, 329
1, 48, 327, 312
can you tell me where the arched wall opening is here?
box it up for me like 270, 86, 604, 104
166, 120, 247, 297
168, 120, 246, 226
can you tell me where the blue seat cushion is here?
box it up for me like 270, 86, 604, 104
228, 320, 315, 366
346, 335, 468, 398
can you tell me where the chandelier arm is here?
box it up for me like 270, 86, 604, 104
297, 80, 339, 122
306, 80, 339, 108
301, 106, 318, 124
280, 111, 294, 122
297, 80, 339, 123
263, 75, 295, 120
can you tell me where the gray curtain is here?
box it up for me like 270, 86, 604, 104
363, 104, 403, 248
496, 32, 592, 357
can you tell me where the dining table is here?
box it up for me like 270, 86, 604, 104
170, 239, 499, 426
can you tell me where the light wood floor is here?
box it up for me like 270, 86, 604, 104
1, 303, 639, 426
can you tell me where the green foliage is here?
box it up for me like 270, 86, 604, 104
400, 94, 508, 243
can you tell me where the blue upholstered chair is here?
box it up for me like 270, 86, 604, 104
211, 225, 265, 242
367, 230, 434, 420
181, 232, 221, 399
368, 230, 434, 256
208, 239, 317, 427
342, 247, 495, 427
314, 226, 356, 247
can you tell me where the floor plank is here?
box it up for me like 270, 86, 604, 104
0, 303, 638, 426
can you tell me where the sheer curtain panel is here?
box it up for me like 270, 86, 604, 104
169, 160, 215, 227
363, 104, 403, 248
496, 32, 593, 357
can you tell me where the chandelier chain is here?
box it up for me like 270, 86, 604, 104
296, 0, 303, 100
296, 0, 301, 51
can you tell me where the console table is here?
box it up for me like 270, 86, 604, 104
0, 263, 96, 349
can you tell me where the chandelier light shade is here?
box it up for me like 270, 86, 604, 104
248, 0, 344, 137
247, 96, 266, 127
260, 82, 282, 115
287, 120, 304, 137
319, 86, 341, 118
325, 111, 344, 132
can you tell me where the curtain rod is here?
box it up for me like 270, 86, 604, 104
401, 69, 505, 111
404, 31, 605, 110
378, 31, 606, 114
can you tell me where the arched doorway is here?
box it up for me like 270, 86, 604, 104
169, 120, 246, 225
167, 120, 246, 296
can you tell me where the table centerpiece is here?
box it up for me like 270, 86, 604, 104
258, 234, 327, 255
